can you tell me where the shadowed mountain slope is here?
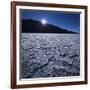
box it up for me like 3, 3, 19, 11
22, 19, 77, 33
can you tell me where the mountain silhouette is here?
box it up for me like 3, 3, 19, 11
22, 19, 77, 33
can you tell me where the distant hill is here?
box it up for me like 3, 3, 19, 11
22, 19, 77, 33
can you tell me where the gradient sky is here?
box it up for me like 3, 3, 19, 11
20, 9, 80, 33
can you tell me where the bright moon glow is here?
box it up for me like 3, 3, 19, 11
41, 19, 47, 25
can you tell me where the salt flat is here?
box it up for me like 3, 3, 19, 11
20, 33, 80, 78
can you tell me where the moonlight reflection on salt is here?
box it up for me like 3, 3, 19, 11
20, 33, 80, 79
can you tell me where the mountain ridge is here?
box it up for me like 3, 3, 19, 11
22, 19, 77, 34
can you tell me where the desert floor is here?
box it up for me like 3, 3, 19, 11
20, 33, 80, 78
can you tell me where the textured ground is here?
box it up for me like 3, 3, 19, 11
20, 33, 80, 78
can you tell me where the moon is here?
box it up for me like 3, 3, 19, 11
41, 19, 47, 25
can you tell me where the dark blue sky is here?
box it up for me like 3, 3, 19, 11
20, 9, 80, 33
